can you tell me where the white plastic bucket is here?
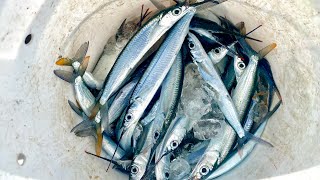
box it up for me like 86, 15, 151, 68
1, 0, 320, 179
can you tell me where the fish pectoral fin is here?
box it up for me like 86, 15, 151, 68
258, 43, 277, 59
53, 69, 76, 83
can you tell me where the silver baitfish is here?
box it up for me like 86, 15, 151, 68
99, 4, 196, 106
118, 10, 195, 152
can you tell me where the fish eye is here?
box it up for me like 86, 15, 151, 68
188, 42, 195, 50
154, 131, 160, 140
131, 165, 139, 174
208, 30, 214, 34
172, 8, 182, 16
165, 172, 170, 179
170, 140, 179, 149
125, 113, 133, 122
214, 48, 220, 54
200, 165, 209, 176
237, 62, 246, 70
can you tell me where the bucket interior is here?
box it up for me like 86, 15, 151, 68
0, 0, 320, 179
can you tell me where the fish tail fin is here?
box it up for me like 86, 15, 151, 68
78, 56, 90, 76
55, 58, 73, 66
235, 22, 245, 33
253, 99, 282, 132
258, 43, 277, 59
259, 58, 282, 103
116, 19, 127, 42
238, 131, 274, 149
70, 114, 97, 137
275, 88, 282, 102
55, 42, 89, 66
268, 86, 275, 110
68, 100, 83, 116
73, 41, 89, 64
53, 69, 76, 83
239, 132, 274, 147
236, 21, 246, 37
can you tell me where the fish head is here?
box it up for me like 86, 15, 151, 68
155, 155, 171, 180
234, 55, 246, 78
165, 133, 182, 153
157, 116, 188, 161
130, 155, 148, 180
158, 5, 196, 28
187, 32, 206, 63
190, 151, 219, 180
123, 101, 144, 129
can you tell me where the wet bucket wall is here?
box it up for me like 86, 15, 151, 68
1, 0, 320, 179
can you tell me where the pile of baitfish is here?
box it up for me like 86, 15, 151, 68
54, 0, 282, 179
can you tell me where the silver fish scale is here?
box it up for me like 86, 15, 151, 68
160, 50, 183, 121
132, 12, 194, 102
99, 17, 160, 105
74, 76, 95, 117
119, 11, 195, 152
